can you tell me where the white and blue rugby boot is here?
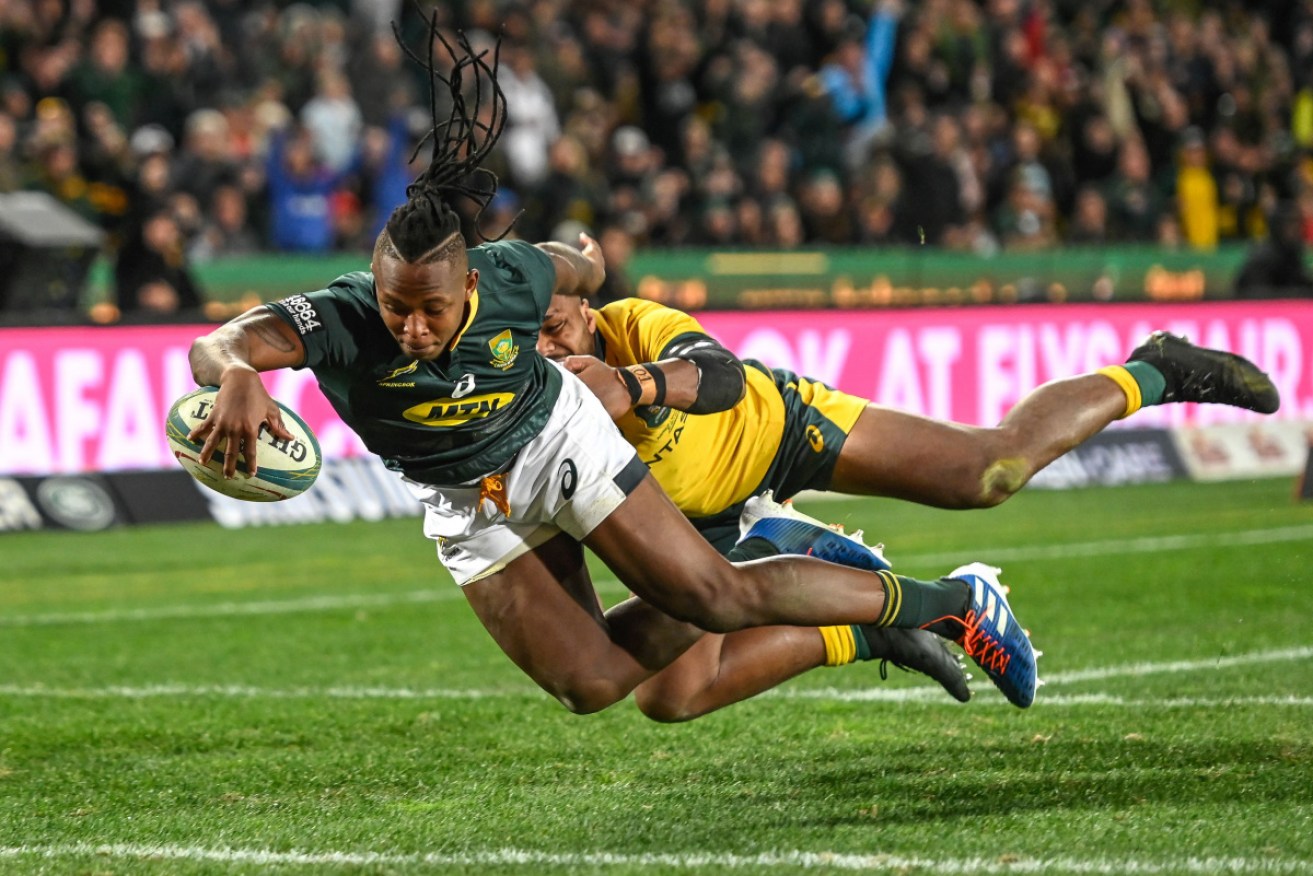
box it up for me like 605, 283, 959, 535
938, 563, 1040, 709
737, 491, 891, 573
737, 493, 971, 702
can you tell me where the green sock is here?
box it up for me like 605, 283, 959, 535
873, 571, 970, 634
1123, 360, 1167, 406
733, 537, 880, 660
732, 537, 969, 638
848, 624, 874, 660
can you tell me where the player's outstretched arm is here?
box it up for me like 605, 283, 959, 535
558, 355, 702, 420
187, 307, 306, 479
537, 265, 746, 419
537, 232, 605, 298
190, 306, 306, 385
562, 333, 745, 420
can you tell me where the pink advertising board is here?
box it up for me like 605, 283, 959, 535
0, 324, 370, 475
695, 300, 1313, 429
3, 300, 1311, 475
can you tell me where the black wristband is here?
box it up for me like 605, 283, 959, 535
616, 366, 643, 404
640, 362, 667, 407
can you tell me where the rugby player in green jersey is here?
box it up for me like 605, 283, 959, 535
186, 24, 1043, 715
537, 252, 1280, 721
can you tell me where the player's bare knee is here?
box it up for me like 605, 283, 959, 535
552, 688, 614, 715
948, 434, 1029, 507
908, 445, 1002, 509
547, 675, 627, 715
633, 687, 698, 723
976, 455, 1031, 507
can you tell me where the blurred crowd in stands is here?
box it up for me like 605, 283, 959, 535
3, 0, 1313, 314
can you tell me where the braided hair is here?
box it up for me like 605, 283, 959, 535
376, 7, 511, 265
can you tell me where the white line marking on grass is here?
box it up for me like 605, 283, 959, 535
1, 684, 1310, 709
4, 687, 1312, 710
1044, 646, 1313, 685
894, 523, 1313, 568
1038, 694, 1313, 708
0, 590, 458, 627
0, 647, 1308, 704
3, 523, 1308, 629
779, 689, 1313, 707
0, 583, 631, 628
0, 682, 524, 700
782, 646, 1313, 703
1, 845, 1311, 873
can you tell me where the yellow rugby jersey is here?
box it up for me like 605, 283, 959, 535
593, 299, 784, 517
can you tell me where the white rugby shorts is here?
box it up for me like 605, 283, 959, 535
401, 361, 648, 585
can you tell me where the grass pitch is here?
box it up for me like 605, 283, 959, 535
1, 478, 1311, 875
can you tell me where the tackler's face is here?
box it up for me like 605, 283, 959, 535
536, 294, 597, 361
373, 248, 478, 361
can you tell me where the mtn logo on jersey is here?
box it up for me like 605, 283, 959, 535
489, 330, 519, 371
378, 360, 419, 387
403, 392, 516, 426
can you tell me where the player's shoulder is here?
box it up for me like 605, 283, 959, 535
330, 270, 376, 290
598, 297, 680, 323
324, 271, 377, 301
272, 271, 374, 306
597, 298, 703, 334
468, 239, 553, 280
273, 271, 375, 303
267, 270, 375, 325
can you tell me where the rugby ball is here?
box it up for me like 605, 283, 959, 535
166, 386, 321, 502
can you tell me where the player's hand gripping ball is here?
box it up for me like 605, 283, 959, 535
166, 386, 321, 502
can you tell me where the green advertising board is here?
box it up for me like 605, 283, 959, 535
86, 243, 1260, 315
623, 245, 1253, 311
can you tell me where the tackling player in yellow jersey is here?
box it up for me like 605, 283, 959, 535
537, 243, 1281, 719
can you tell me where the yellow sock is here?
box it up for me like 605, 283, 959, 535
1097, 365, 1142, 418
819, 625, 858, 666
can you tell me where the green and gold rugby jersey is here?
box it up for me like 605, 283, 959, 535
592, 298, 786, 517
266, 240, 559, 485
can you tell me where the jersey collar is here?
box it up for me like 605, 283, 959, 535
448, 288, 481, 351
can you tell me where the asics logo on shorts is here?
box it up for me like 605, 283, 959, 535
558, 458, 578, 500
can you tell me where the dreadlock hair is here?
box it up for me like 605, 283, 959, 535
377, 6, 512, 265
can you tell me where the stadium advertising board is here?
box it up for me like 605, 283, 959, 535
2, 300, 1311, 477
1171, 420, 1313, 483
0, 324, 370, 475
630, 245, 1249, 310
1025, 429, 1188, 490
696, 300, 1313, 431
0, 458, 421, 534
70, 245, 1250, 312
